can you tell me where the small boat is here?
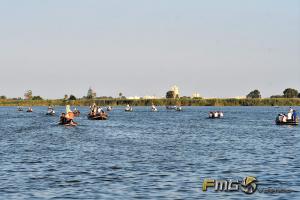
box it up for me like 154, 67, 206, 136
166, 106, 176, 110
175, 106, 182, 111
59, 121, 78, 126
26, 107, 33, 112
107, 106, 112, 111
46, 110, 55, 116
88, 113, 108, 120
46, 106, 55, 115
125, 105, 133, 112
59, 117, 78, 126
17, 106, 23, 111
276, 119, 299, 125
276, 109, 298, 125
209, 111, 224, 119
151, 105, 158, 112
125, 107, 133, 112
151, 107, 158, 112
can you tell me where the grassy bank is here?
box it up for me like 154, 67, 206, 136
1, 98, 300, 107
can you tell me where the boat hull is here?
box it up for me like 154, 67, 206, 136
88, 114, 108, 120
276, 120, 298, 125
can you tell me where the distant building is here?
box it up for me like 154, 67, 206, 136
170, 85, 180, 97
233, 96, 246, 99
143, 95, 160, 99
127, 96, 141, 100
87, 87, 96, 99
192, 92, 201, 98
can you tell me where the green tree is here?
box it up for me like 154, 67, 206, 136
32, 96, 43, 100
283, 88, 298, 98
0, 95, 6, 99
270, 95, 283, 98
246, 90, 261, 99
166, 90, 176, 99
69, 94, 76, 100
119, 92, 123, 98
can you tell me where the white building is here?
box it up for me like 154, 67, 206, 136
233, 96, 246, 99
143, 95, 162, 99
127, 96, 141, 100
170, 85, 180, 97
192, 92, 201, 98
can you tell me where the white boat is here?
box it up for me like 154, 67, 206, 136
46, 107, 55, 115
209, 111, 224, 119
107, 106, 112, 111
151, 105, 158, 112
166, 106, 176, 110
175, 106, 182, 111
17, 106, 23, 111
125, 105, 133, 112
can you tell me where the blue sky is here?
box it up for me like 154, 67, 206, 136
0, 0, 299, 98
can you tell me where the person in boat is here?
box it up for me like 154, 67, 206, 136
219, 111, 224, 117
282, 114, 287, 122
97, 107, 103, 114
65, 105, 77, 125
60, 113, 77, 125
214, 112, 218, 118
278, 113, 286, 122
65, 105, 72, 118
292, 110, 297, 121
287, 109, 293, 120
60, 113, 68, 124
93, 106, 97, 115
48, 106, 53, 111
276, 114, 281, 122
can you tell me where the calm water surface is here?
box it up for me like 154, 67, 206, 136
0, 106, 299, 199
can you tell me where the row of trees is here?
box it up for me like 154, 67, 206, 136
2, 88, 300, 101
247, 88, 300, 99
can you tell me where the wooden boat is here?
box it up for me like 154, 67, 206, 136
276, 119, 299, 125
26, 110, 33, 112
88, 113, 108, 120
59, 120, 78, 126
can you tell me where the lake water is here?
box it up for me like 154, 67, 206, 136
0, 106, 299, 199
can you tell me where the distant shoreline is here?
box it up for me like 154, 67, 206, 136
1, 98, 300, 107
